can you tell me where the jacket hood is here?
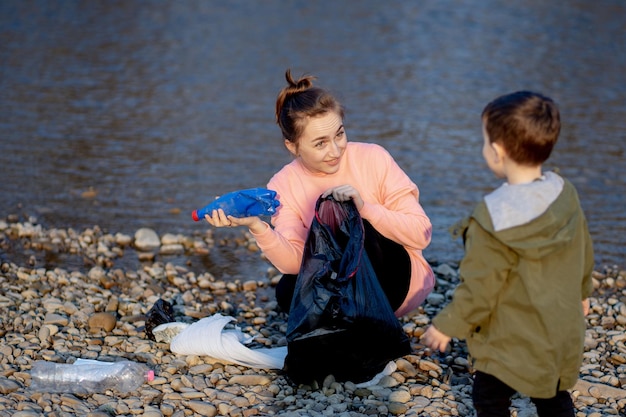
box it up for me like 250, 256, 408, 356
471, 174, 583, 260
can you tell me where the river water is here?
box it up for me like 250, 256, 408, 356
1, 1, 624, 278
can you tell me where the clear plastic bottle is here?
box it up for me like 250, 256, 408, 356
30, 359, 155, 394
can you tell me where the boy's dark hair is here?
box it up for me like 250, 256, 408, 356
482, 91, 561, 166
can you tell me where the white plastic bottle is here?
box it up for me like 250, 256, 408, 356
30, 359, 155, 394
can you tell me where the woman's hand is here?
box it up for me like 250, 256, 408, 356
204, 209, 268, 234
322, 185, 364, 210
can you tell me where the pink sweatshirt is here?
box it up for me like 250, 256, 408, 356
252, 142, 434, 316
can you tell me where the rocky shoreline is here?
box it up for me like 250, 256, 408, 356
0, 218, 625, 417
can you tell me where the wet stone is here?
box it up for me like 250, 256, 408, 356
388, 401, 409, 415
186, 400, 218, 416
388, 389, 411, 403
134, 228, 160, 251
0, 378, 21, 394
43, 313, 68, 327
88, 312, 117, 332
229, 375, 272, 386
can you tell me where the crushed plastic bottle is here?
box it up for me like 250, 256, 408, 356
29, 359, 155, 394
191, 188, 280, 221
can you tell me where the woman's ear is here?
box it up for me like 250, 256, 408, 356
284, 139, 298, 156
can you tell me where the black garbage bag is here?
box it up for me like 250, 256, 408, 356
283, 196, 411, 385
145, 299, 175, 341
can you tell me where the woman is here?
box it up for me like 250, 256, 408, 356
206, 70, 434, 317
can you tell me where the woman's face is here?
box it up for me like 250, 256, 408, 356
285, 111, 347, 175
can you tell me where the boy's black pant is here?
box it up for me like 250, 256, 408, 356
276, 220, 411, 313
473, 371, 575, 417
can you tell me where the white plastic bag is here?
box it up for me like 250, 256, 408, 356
169, 314, 287, 369
167, 313, 395, 386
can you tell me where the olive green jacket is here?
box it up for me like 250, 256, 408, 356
433, 176, 594, 398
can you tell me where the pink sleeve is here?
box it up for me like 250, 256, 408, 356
250, 172, 308, 274
250, 226, 305, 274
358, 146, 432, 249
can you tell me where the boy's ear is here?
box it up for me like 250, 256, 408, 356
491, 142, 507, 161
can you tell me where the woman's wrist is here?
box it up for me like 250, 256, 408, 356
249, 219, 269, 235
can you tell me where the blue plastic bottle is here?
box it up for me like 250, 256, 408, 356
192, 188, 280, 221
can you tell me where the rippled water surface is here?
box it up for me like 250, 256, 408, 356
1, 1, 624, 274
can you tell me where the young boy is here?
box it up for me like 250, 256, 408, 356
421, 91, 594, 417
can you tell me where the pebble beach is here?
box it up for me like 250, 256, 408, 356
1, 217, 625, 417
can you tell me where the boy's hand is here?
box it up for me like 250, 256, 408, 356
420, 325, 452, 352
582, 298, 590, 316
